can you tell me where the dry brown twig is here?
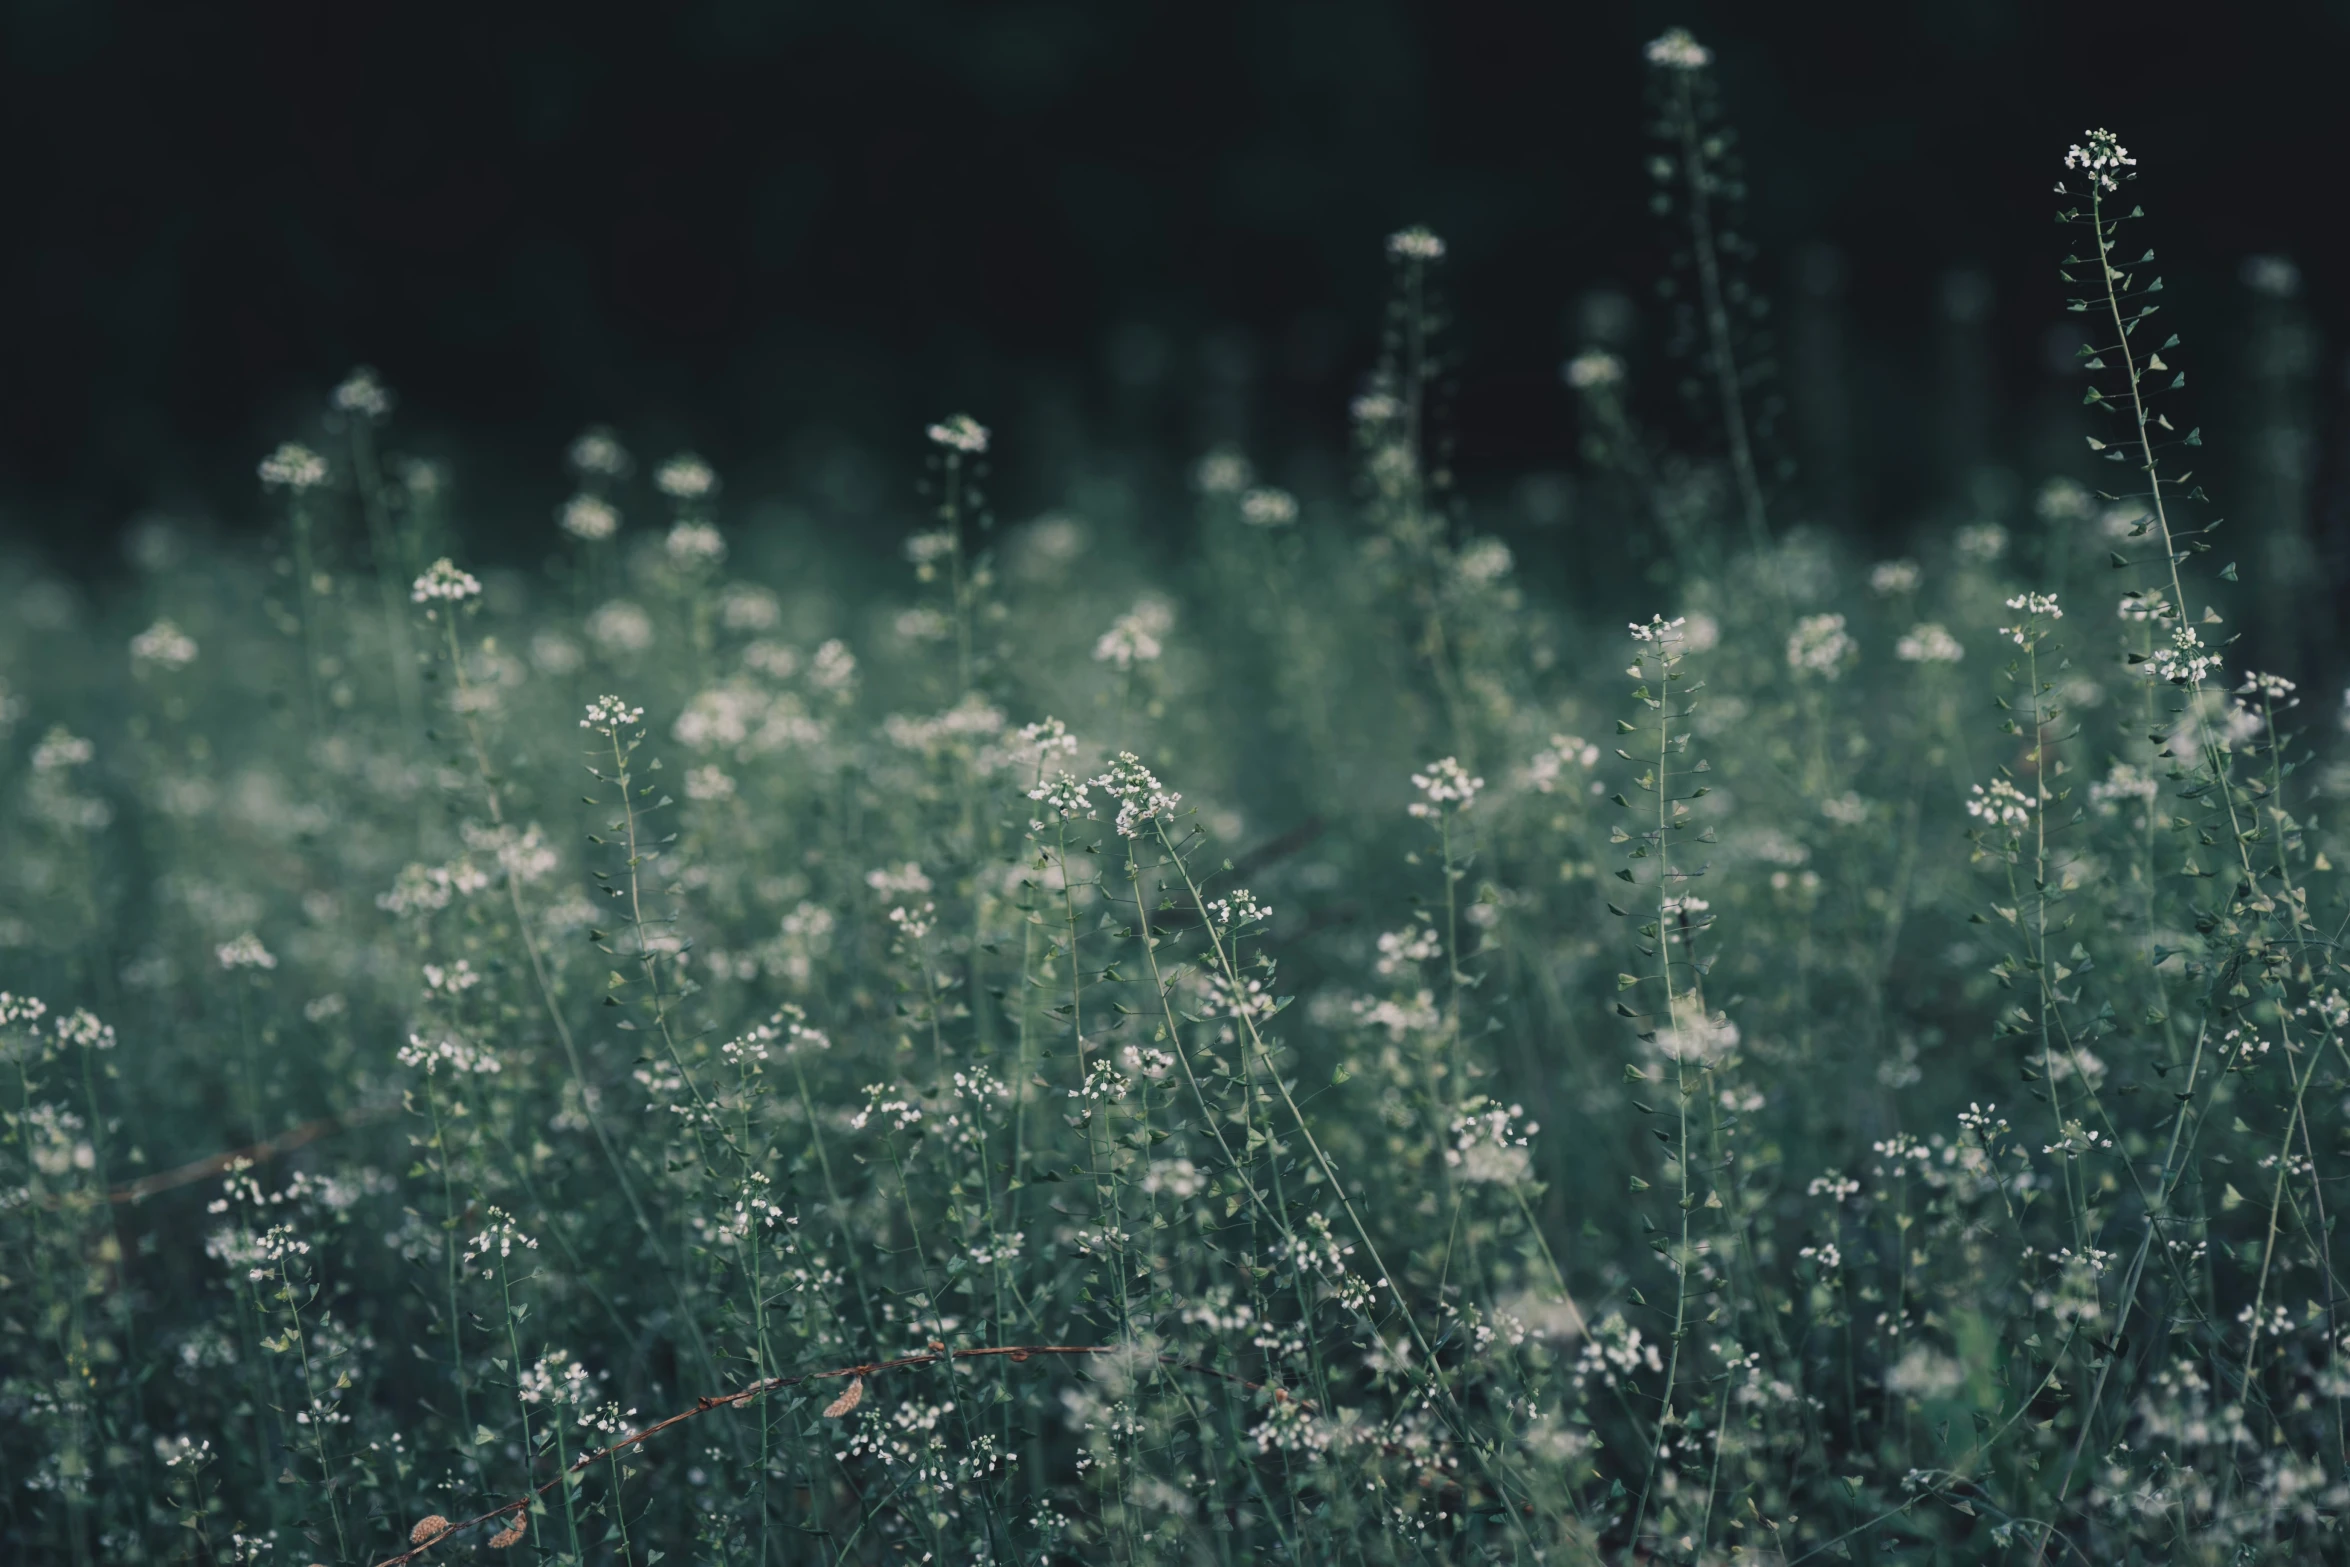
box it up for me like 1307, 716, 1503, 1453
378, 1341, 1314, 1565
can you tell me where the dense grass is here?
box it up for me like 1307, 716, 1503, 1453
4, 62, 2346, 1567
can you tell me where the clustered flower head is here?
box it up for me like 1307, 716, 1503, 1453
1563, 348, 1624, 390
1869, 560, 1921, 596
1092, 752, 1181, 838
216, 932, 277, 971
1895, 623, 1963, 664
1966, 778, 2036, 831
2239, 671, 2298, 705
559, 494, 619, 542
410, 558, 482, 606
1093, 599, 1172, 670
927, 413, 990, 454
581, 694, 645, 734
2151, 624, 2219, 687
568, 426, 632, 478
654, 452, 718, 501
1630, 613, 1686, 646
1194, 447, 1251, 495
665, 520, 726, 566
330, 366, 393, 421
2000, 591, 2063, 646
1408, 756, 1484, 819
257, 442, 329, 492
1386, 226, 1446, 262
1786, 613, 1854, 678
1644, 26, 1711, 69
2065, 128, 2136, 192
130, 619, 199, 670
1239, 487, 1298, 526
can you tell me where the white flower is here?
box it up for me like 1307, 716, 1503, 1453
130, 619, 199, 670
1869, 560, 1921, 596
32, 726, 94, 772
1455, 538, 1513, 585
926, 413, 990, 454
1563, 349, 1623, 389
581, 694, 645, 733
587, 600, 655, 654
865, 862, 932, 899
410, 558, 482, 605
330, 366, 393, 420
1966, 779, 2036, 831
2064, 128, 2136, 192
257, 442, 329, 492
1954, 522, 2007, 562
2151, 624, 2219, 686
1239, 487, 1298, 526
685, 765, 736, 802
1447, 1100, 1538, 1184
2239, 671, 2298, 704
1786, 613, 1854, 677
718, 583, 780, 630
216, 933, 277, 971
1408, 756, 1483, 819
559, 494, 619, 542
1644, 27, 1711, 69
1092, 753, 1181, 838
568, 426, 632, 478
1386, 226, 1445, 261
1630, 613, 1686, 645
1895, 623, 1963, 664
665, 521, 727, 566
1093, 599, 1173, 670
654, 452, 719, 500
1194, 447, 1252, 495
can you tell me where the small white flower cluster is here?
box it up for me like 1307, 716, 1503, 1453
1194, 446, 1251, 495
330, 366, 393, 420
569, 426, 631, 477
1954, 521, 2007, 562
1386, 226, 1445, 261
2239, 671, 2298, 705
1093, 753, 1181, 837
1629, 613, 1685, 646
54, 1007, 115, 1051
462, 1206, 538, 1278
1408, 756, 1483, 819
1375, 926, 1441, 976
2000, 591, 2062, 646
2151, 624, 2219, 686
215, 932, 276, 971
130, 619, 200, 670
1205, 890, 1270, 932
666, 521, 726, 566
1869, 559, 1921, 595
581, 694, 645, 734
1966, 778, 2036, 831
654, 452, 718, 501
1895, 623, 1964, 664
1201, 969, 1277, 1022
865, 862, 932, 899
32, 728, 94, 772
927, 413, 990, 454
1445, 1099, 1537, 1185
1574, 1313, 1663, 1393
587, 599, 654, 653
410, 558, 482, 606
1239, 487, 1298, 526
519, 1349, 596, 1408
1563, 348, 1623, 390
397, 1033, 501, 1077
2064, 128, 2136, 192
559, 494, 619, 541
258, 441, 329, 492
1786, 613, 1854, 677
851, 1085, 923, 1133
1093, 598, 1173, 670
1525, 734, 1601, 793
1029, 771, 1093, 820
421, 960, 479, 994
1644, 27, 1711, 69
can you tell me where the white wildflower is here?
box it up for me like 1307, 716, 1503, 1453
130, 619, 199, 670
258, 442, 329, 491
1786, 613, 1854, 677
1895, 623, 1964, 663
216, 933, 277, 971
654, 452, 718, 501
926, 413, 990, 454
559, 494, 620, 542
1408, 756, 1483, 819
2064, 128, 2136, 192
1644, 27, 1711, 68
1387, 226, 1445, 261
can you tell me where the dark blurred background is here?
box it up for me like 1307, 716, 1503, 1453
6, 0, 2350, 597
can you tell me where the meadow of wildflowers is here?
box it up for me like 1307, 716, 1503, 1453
4, 41, 2347, 1567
